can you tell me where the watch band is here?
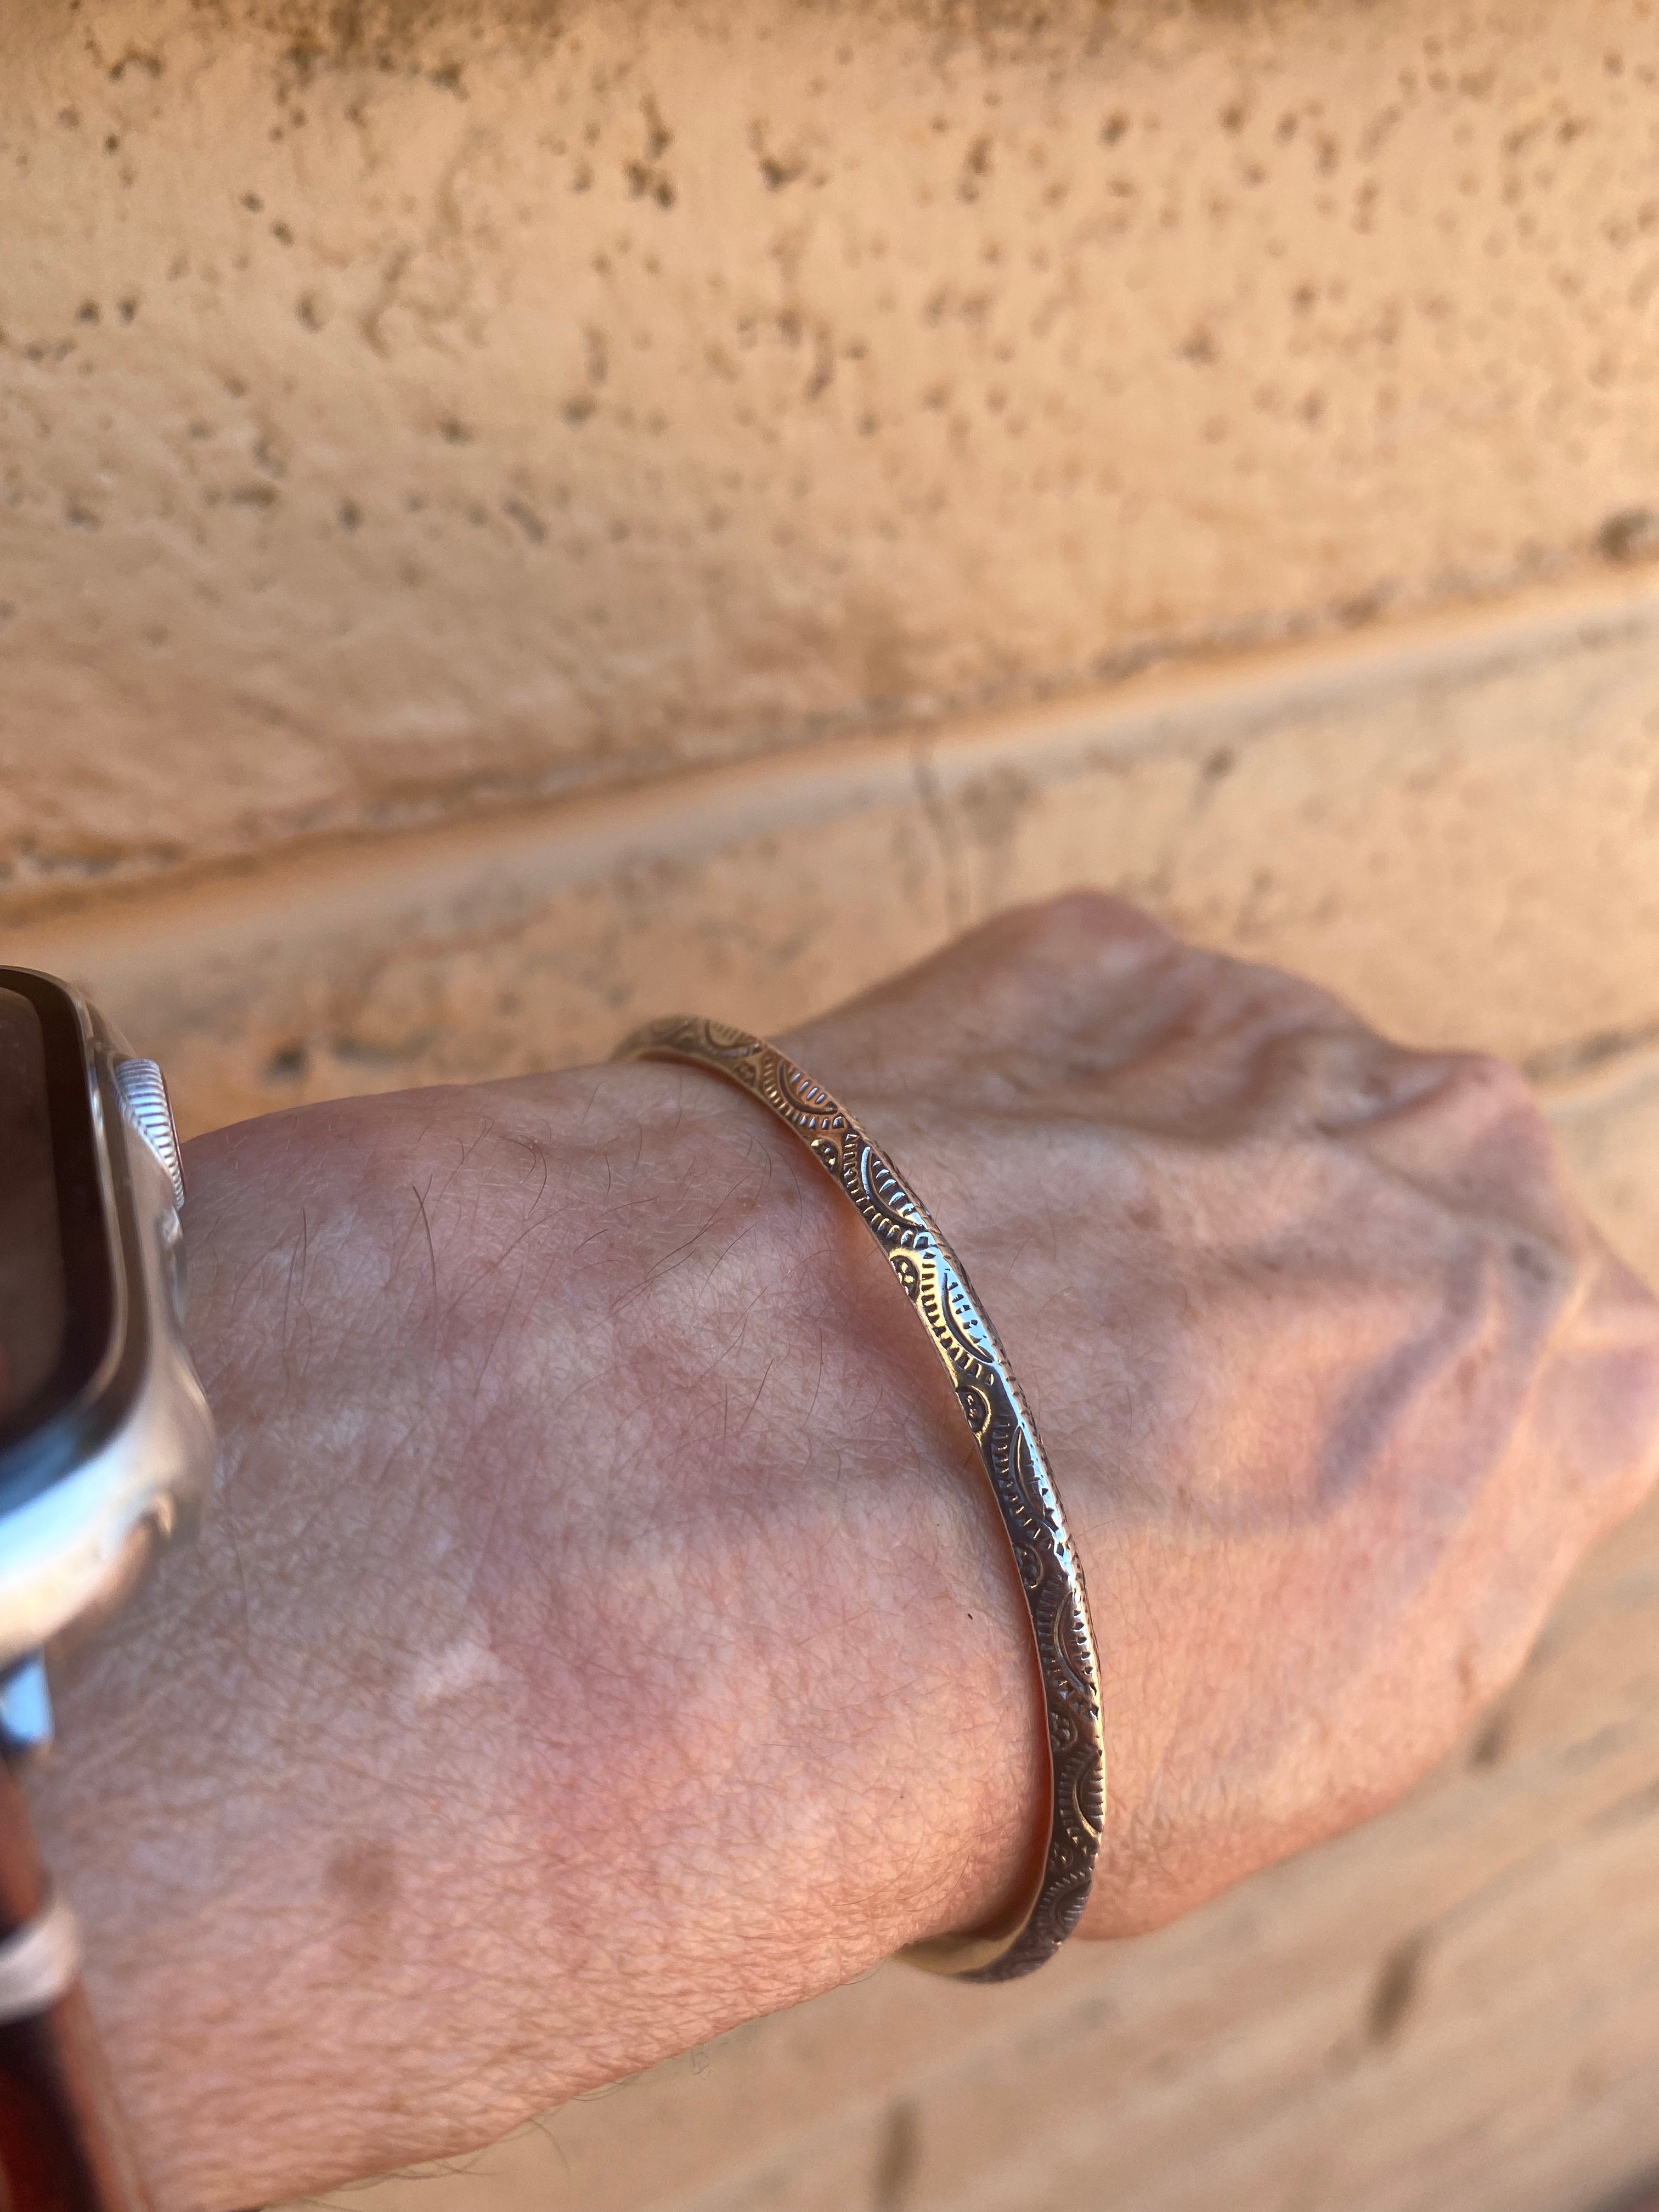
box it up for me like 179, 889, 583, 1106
615, 1015, 1105, 1982
0, 1762, 149, 2212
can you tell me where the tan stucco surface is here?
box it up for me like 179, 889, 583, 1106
12, 577, 1659, 1140
10, 0, 1659, 908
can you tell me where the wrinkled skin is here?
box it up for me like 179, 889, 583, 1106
785, 893, 1659, 1934
29, 894, 1659, 2208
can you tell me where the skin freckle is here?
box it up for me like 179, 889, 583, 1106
325, 1838, 398, 1919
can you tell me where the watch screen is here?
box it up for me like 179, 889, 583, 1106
0, 989, 67, 1425
0, 974, 118, 1462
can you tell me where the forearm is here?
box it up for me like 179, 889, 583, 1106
24, 1064, 1041, 2211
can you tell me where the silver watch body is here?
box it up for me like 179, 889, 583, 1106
0, 973, 213, 1721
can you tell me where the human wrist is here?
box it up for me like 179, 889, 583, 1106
612, 1014, 1102, 1979
510, 1057, 1048, 1965
24, 1059, 1044, 2204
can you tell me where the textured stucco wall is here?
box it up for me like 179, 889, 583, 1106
9, 0, 1659, 909
11, 578, 1659, 1139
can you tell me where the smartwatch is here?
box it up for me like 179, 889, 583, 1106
0, 969, 216, 2210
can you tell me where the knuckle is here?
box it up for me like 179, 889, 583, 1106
1212, 964, 1338, 1041
1011, 889, 1171, 953
1386, 1051, 1561, 1188
1438, 1049, 1543, 1131
1177, 941, 1353, 1042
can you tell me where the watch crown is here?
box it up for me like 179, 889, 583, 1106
115, 1057, 186, 1210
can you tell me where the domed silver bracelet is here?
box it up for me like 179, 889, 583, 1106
614, 1015, 1104, 1982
